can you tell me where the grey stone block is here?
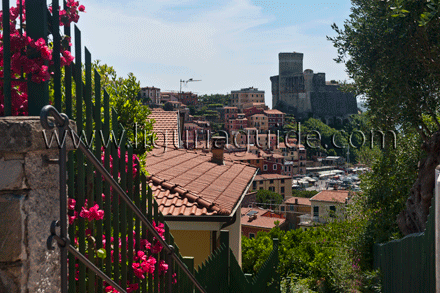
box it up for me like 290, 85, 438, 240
0, 117, 77, 153
0, 194, 25, 262
0, 263, 22, 293
0, 158, 26, 190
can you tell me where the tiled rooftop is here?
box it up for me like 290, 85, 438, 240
264, 109, 285, 115
241, 207, 286, 229
224, 152, 262, 162
310, 190, 350, 204
146, 148, 258, 216
148, 109, 180, 147
284, 197, 311, 206
254, 174, 291, 180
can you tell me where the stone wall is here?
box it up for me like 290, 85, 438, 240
271, 52, 358, 120
0, 117, 75, 293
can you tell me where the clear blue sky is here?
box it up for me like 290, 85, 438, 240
77, 0, 353, 108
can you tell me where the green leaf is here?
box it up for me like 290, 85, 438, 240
97, 248, 107, 259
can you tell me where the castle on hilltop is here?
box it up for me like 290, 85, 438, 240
270, 52, 358, 123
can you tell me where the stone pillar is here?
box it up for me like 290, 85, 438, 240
0, 117, 76, 292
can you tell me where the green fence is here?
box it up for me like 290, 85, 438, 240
374, 196, 435, 293
65, 28, 204, 292
195, 230, 280, 293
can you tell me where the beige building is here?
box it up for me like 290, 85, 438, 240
139, 86, 160, 104
230, 87, 265, 110
298, 190, 351, 229
251, 174, 292, 199
280, 197, 311, 229
247, 114, 268, 132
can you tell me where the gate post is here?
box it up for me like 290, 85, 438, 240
0, 117, 75, 292
435, 165, 440, 293
25, 0, 49, 115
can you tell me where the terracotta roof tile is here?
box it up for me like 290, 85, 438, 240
284, 197, 311, 206
146, 148, 258, 217
264, 109, 285, 115
310, 190, 350, 203
148, 109, 180, 147
255, 174, 291, 180
241, 207, 286, 229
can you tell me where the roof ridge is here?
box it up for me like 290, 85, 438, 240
147, 175, 229, 215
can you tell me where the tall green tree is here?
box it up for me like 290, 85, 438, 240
93, 61, 154, 155
329, 0, 440, 234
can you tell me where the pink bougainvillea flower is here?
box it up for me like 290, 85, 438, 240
68, 211, 77, 225
80, 203, 104, 221
68, 198, 76, 210
159, 260, 168, 274
78, 5, 85, 12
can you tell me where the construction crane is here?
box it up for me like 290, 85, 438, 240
180, 78, 201, 94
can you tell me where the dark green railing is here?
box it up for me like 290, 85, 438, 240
374, 195, 435, 292
195, 231, 280, 293
2, 0, 208, 292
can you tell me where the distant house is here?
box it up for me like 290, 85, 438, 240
279, 197, 311, 229
241, 207, 287, 238
321, 156, 345, 166
139, 86, 160, 104
298, 190, 351, 229
250, 174, 292, 199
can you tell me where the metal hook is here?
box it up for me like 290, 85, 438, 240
40, 105, 70, 130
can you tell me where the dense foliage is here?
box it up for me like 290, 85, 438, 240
291, 190, 318, 199
255, 189, 284, 208
329, 0, 440, 234
242, 209, 381, 292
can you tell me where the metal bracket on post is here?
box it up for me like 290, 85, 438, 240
435, 166, 440, 293
41, 105, 70, 293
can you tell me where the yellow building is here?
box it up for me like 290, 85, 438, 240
146, 147, 257, 268
230, 87, 265, 110
297, 190, 351, 229
247, 114, 269, 132
251, 174, 292, 199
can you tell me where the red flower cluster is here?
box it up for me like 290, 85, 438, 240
79, 203, 104, 221
101, 146, 138, 179
0, 0, 85, 116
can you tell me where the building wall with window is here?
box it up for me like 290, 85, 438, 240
230, 87, 265, 110
247, 114, 269, 132
139, 86, 161, 104
309, 190, 351, 223
310, 201, 345, 223
250, 174, 292, 198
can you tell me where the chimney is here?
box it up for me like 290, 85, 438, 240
211, 136, 226, 165
295, 198, 298, 204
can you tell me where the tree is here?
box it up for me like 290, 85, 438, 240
92, 61, 154, 155
256, 190, 283, 208
163, 102, 174, 111
329, 0, 440, 234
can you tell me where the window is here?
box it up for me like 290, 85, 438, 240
263, 165, 268, 171
313, 206, 319, 217
330, 206, 336, 218
253, 182, 257, 189
270, 179, 274, 184
249, 233, 255, 239
281, 206, 285, 211
281, 179, 285, 183
290, 205, 294, 211
281, 187, 285, 193
273, 164, 277, 170
269, 186, 275, 192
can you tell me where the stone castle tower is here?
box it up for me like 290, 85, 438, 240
270, 52, 357, 122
